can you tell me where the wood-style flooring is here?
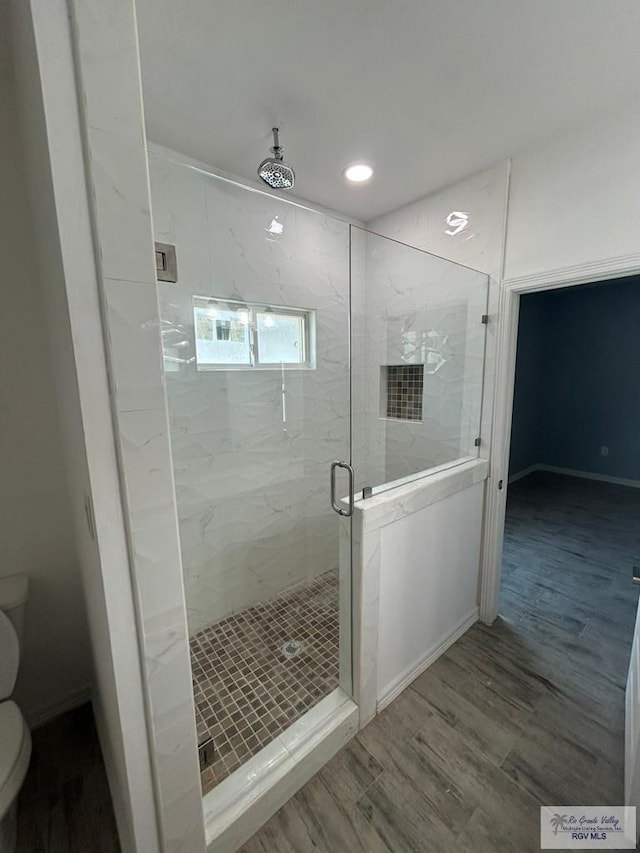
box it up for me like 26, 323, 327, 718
16, 472, 639, 851
16, 702, 120, 853
242, 471, 640, 852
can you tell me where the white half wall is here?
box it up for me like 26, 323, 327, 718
352, 459, 487, 725
0, 2, 91, 728
376, 474, 485, 707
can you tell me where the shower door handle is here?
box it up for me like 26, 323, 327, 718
330, 461, 354, 518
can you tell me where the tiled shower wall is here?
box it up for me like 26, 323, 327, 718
67, 2, 206, 850
352, 227, 488, 493
148, 153, 351, 635
148, 152, 493, 634
367, 162, 511, 472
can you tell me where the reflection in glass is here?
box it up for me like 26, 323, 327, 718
194, 300, 252, 366
191, 296, 314, 370
257, 311, 305, 364
445, 210, 469, 236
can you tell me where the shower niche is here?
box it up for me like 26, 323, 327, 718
381, 364, 425, 421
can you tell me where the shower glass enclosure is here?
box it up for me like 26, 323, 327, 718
150, 155, 352, 792
149, 152, 489, 795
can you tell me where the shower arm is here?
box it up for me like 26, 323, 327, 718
271, 127, 283, 161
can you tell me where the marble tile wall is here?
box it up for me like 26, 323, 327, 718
67, 2, 206, 851
147, 152, 495, 640
148, 154, 351, 635
368, 162, 511, 463
351, 226, 489, 494
368, 163, 509, 281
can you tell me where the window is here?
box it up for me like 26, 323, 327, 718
193, 296, 315, 370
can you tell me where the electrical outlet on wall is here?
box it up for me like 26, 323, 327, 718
600, 446, 609, 457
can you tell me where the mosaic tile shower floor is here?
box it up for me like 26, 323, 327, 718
190, 569, 339, 793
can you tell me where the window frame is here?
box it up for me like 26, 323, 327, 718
193, 296, 315, 371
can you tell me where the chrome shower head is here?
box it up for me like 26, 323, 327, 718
258, 128, 295, 190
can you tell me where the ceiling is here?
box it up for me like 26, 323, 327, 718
136, 0, 640, 220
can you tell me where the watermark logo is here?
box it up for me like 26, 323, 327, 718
550, 814, 569, 835
444, 210, 469, 236
540, 806, 636, 849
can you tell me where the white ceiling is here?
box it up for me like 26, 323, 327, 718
136, 0, 640, 220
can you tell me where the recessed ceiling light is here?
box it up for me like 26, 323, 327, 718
344, 163, 374, 183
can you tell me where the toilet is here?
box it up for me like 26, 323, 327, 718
0, 575, 31, 853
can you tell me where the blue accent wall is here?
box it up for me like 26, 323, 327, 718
508, 294, 547, 475
509, 276, 640, 481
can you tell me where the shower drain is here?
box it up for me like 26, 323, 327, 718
281, 639, 304, 659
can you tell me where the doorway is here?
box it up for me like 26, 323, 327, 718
488, 274, 640, 805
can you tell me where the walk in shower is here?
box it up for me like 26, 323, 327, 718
148, 150, 488, 795
150, 154, 352, 792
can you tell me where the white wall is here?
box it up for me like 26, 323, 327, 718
10, 1, 161, 849
0, 2, 91, 727
505, 103, 640, 281
148, 153, 350, 634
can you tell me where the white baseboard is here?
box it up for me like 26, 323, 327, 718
508, 464, 538, 485
538, 464, 640, 489
508, 463, 640, 490
26, 684, 93, 729
377, 607, 479, 713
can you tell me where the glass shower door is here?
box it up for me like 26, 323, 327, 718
150, 155, 352, 792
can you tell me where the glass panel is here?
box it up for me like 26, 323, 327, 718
193, 298, 252, 367
256, 310, 305, 364
351, 225, 489, 496
149, 154, 352, 793
192, 297, 314, 370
